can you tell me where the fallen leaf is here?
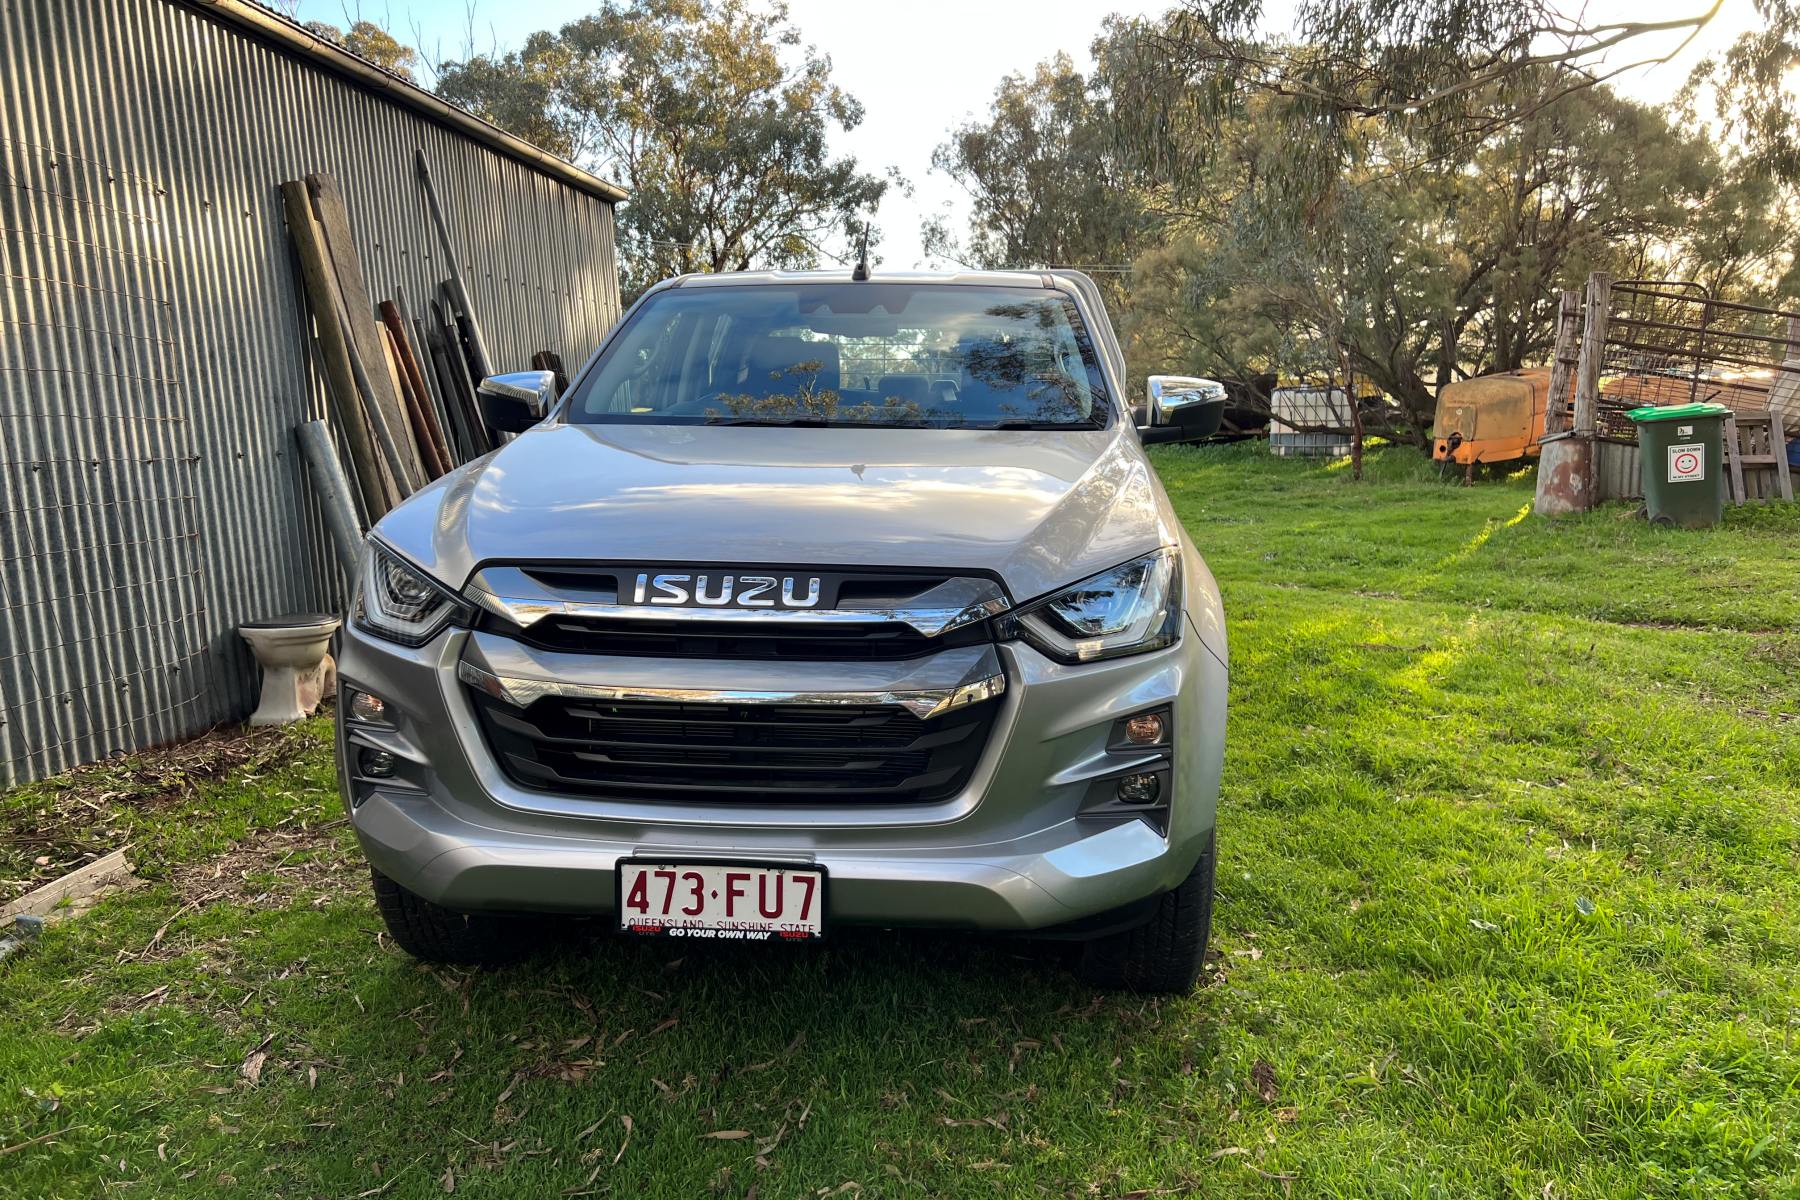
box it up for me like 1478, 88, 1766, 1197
756, 1123, 788, 1155
561, 1162, 603, 1195
440, 1166, 455, 1193
239, 1033, 275, 1085
1251, 1060, 1279, 1105
701, 1130, 751, 1140
612, 1115, 634, 1166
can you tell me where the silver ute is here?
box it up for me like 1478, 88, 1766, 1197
336, 269, 1227, 993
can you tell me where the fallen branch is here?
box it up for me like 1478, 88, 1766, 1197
0, 1125, 85, 1156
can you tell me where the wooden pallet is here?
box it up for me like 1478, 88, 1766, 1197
1723, 410, 1795, 505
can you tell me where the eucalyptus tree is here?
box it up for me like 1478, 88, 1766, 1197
1108, 62, 1709, 430
437, 0, 886, 296
926, 52, 1162, 284
303, 19, 419, 80
1103, 1, 1799, 200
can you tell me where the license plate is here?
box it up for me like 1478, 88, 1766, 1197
616, 860, 825, 941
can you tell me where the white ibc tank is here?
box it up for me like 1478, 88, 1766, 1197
1270, 387, 1353, 458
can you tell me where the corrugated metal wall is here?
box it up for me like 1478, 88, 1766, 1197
1595, 438, 1643, 502
0, 0, 623, 785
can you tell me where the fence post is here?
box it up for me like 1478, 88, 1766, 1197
1773, 317, 1800, 443
1542, 288, 1582, 438
1535, 272, 1611, 517
1571, 271, 1612, 439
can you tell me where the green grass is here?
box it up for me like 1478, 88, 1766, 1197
2, 444, 1796, 1198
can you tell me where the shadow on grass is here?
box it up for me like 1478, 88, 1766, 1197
353, 918, 1229, 1100
265, 914, 1239, 1197
446, 919, 1204, 1021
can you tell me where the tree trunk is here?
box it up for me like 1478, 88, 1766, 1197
1436, 315, 1456, 401
1337, 339, 1364, 481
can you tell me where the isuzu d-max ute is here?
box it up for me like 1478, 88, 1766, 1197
337, 269, 1228, 992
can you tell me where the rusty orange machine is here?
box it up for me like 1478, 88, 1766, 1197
1434, 368, 1775, 467
1432, 368, 1571, 466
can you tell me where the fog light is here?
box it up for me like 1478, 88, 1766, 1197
349, 690, 387, 723
1117, 772, 1161, 805
1123, 712, 1165, 745
359, 748, 396, 778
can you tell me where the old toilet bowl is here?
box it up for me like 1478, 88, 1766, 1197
238, 613, 341, 726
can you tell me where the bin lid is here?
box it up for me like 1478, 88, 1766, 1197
1625, 402, 1732, 423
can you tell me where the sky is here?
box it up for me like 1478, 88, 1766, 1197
286, 0, 1769, 269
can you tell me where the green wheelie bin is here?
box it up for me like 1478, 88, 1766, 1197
1627, 402, 1730, 528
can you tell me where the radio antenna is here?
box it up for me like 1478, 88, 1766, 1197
851, 223, 871, 281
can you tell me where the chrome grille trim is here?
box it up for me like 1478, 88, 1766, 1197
458, 658, 1006, 722
465, 566, 1009, 637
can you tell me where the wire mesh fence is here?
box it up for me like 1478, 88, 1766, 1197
1598, 281, 1796, 436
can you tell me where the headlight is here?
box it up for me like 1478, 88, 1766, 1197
999, 547, 1182, 663
354, 540, 468, 646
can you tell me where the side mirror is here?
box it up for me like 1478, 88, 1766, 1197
1139, 374, 1227, 443
477, 370, 557, 434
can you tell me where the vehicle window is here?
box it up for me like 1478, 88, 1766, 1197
566, 284, 1110, 429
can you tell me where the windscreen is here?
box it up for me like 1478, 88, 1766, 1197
564, 284, 1111, 429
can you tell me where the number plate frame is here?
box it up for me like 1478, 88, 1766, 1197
614, 858, 828, 942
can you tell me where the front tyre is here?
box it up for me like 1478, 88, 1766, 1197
370, 868, 544, 966
1077, 831, 1216, 994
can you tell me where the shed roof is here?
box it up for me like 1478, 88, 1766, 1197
186, 0, 629, 204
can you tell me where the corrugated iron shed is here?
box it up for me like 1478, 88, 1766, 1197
0, 0, 625, 784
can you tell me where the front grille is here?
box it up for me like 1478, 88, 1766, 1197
474, 566, 1002, 662
507, 614, 987, 662
471, 691, 999, 805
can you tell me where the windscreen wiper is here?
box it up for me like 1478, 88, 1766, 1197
985, 418, 1106, 431
705, 416, 834, 427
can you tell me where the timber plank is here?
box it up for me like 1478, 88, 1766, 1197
1725, 414, 1747, 504
307, 174, 425, 488
1, 850, 136, 922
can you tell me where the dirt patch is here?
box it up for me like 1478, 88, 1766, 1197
1750, 630, 1800, 669
56, 722, 312, 810
0, 720, 326, 905
166, 821, 362, 910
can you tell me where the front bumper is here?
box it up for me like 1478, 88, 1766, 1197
337, 617, 1227, 932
